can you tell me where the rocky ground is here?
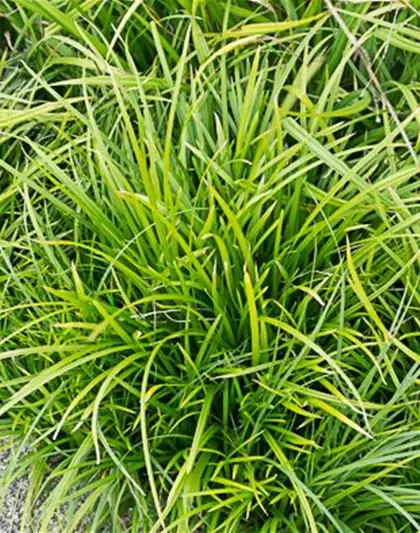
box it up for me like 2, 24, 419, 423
0, 445, 31, 532
0, 444, 93, 533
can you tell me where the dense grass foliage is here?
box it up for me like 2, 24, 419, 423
1, 0, 420, 531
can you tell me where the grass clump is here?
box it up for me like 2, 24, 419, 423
1, 0, 420, 531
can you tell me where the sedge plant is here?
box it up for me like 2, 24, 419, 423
1, 0, 420, 531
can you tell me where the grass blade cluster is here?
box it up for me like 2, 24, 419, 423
1, 0, 420, 531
